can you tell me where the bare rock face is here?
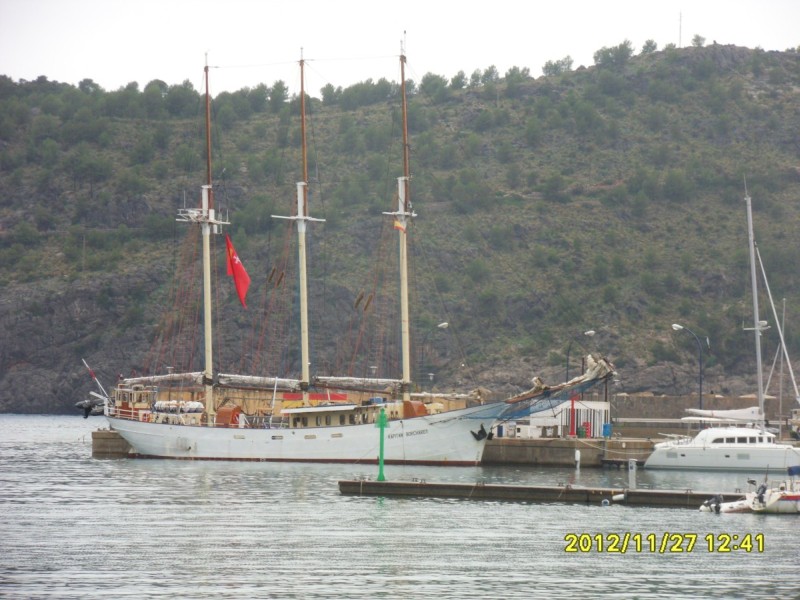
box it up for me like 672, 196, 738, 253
0, 268, 164, 414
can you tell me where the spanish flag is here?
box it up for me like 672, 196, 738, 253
225, 234, 251, 308
393, 220, 406, 232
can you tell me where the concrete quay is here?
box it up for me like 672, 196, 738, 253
91, 428, 131, 458
482, 436, 654, 468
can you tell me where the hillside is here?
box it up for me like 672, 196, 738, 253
1, 43, 800, 414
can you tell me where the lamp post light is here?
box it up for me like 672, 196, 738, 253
565, 330, 596, 382
566, 329, 596, 437
672, 323, 706, 410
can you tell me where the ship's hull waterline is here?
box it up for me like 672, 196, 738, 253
107, 401, 508, 465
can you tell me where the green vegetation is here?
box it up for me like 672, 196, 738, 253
2, 42, 800, 390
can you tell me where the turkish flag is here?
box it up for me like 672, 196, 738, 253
225, 234, 251, 308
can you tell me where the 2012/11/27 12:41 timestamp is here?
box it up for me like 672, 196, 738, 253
563, 532, 765, 553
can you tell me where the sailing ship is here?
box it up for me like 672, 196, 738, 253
100, 51, 615, 465
646, 191, 800, 472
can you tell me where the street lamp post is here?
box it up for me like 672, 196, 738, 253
672, 323, 705, 410
565, 330, 596, 382
566, 329, 596, 437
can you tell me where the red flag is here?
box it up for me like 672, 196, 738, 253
225, 234, 251, 308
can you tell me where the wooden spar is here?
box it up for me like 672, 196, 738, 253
201, 57, 215, 421
300, 53, 309, 215
204, 61, 213, 195
272, 50, 324, 405
175, 56, 229, 424
400, 52, 411, 199
298, 54, 311, 403
397, 46, 413, 402
201, 184, 214, 419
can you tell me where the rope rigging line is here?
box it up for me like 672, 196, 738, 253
250, 220, 295, 378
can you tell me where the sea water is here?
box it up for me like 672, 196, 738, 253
1, 414, 797, 599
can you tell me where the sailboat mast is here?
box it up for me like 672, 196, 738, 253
201, 60, 216, 422
201, 184, 214, 420
272, 51, 323, 405
397, 47, 413, 401
746, 192, 766, 426
205, 63, 213, 191
177, 57, 229, 424
298, 55, 311, 401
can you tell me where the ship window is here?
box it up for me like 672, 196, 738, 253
315, 416, 321, 426
302, 417, 308, 427
339, 415, 345, 425
737, 437, 747, 443
349, 414, 355, 425
749, 437, 756, 444
325, 415, 331, 425
726, 438, 734, 443
711, 438, 724, 444
271, 435, 283, 440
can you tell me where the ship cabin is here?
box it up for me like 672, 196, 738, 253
111, 383, 159, 422
281, 397, 430, 429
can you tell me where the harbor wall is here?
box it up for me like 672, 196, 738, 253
608, 392, 786, 421
482, 437, 652, 467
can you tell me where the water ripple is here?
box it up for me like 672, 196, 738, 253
1, 415, 797, 599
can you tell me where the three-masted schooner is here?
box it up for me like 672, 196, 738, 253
102, 50, 615, 465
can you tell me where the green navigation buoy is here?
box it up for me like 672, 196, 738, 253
376, 406, 387, 481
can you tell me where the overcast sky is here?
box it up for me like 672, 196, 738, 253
1, 0, 797, 97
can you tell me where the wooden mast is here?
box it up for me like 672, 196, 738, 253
205, 61, 213, 193
273, 50, 323, 405
177, 55, 229, 424
385, 42, 416, 402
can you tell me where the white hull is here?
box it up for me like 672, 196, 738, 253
645, 426, 800, 472
751, 486, 800, 513
752, 494, 800, 513
646, 445, 800, 472
701, 490, 800, 514
699, 497, 752, 513
107, 402, 508, 465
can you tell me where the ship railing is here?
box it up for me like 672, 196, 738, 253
107, 404, 292, 429
106, 405, 151, 422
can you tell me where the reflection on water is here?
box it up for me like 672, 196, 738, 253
1, 415, 797, 599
